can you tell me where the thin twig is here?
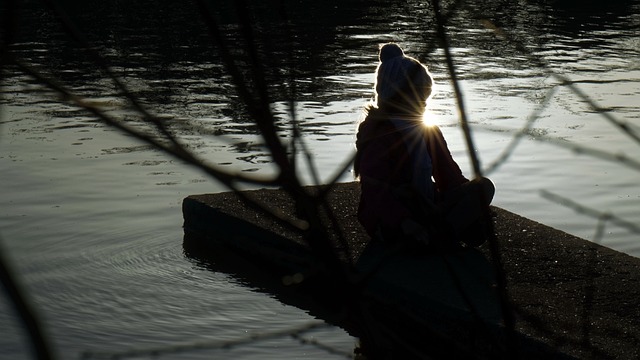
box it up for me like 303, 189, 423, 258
11, 58, 327, 237
80, 321, 334, 359
540, 191, 640, 235
39, 0, 184, 150
481, 19, 640, 147
476, 123, 640, 172
431, 1, 518, 358
484, 85, 558, 175
0, 238, 56, 360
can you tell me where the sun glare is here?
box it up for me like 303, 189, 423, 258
422, 109, 438, 127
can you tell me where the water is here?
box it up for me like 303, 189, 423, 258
1, 0, 639, 358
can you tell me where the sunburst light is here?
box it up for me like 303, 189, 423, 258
421, 109, 438, 127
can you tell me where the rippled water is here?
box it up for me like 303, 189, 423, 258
1, 0, 639, 358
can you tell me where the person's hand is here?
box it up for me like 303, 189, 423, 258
400, 218, 430, 246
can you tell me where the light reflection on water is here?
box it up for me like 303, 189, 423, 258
1, 0, 640, 358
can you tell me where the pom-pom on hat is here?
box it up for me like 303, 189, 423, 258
374, 43, 433, 113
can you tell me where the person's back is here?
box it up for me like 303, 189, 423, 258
354, 43, 494, 250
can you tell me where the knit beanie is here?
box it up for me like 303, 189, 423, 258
374, 43, 433, 111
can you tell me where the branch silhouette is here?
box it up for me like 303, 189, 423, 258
1, 0, 638, 359
79, 321, 344, 359
431, 2, 518, 359
540, 191, 640, 236
477, 123, 640, 173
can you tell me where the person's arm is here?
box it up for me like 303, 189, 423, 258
425, 126, 468, 193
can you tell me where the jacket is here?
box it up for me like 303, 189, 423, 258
355, 111, 468, 237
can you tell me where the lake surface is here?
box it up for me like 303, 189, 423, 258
1, 0, 639, 358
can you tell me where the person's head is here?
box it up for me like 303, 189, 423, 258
373, 43, 433, 115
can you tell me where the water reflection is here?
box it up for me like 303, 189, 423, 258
6, 0, 638, 110
3, 0, 639, 208
2, 1, 640, 358
3, 0, 639, 224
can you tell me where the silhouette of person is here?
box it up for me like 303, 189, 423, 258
354, 43, 495, 250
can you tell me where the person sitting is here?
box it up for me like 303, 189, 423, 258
354, 43, 495, 251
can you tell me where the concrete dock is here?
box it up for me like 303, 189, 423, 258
182, 182, 640, 359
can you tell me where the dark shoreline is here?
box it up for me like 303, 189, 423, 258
183, 181, 640, 359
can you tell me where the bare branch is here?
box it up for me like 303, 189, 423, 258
80, 321, 335, 359
484, 86, 559, 175
476, 123, 640, 172
540, 191, 640, 235
0, 238, 56, 360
